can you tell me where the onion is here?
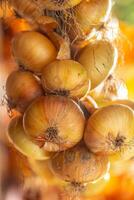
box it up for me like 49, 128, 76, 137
84, 104, 134, 159
8, 116, 52, 160
41, 60, 90, 99
78, 40, 118, 89
6, 70, 43, 113
12, 31, 57, 74
23, 95, 85, 152
36, 0, 82, 10
50, 143, 109, 185
68, 0, 112, 41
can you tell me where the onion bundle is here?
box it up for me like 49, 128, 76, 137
4, 0, 134, 196
23, 95, 85, 152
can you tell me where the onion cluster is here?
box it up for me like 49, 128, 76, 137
5, 0, 134, 195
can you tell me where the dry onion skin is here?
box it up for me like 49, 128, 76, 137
69, 0, 112, 41
36, 0, 82, 10
41, 60, 90, 99
23, 95, 85, 152
90, 75, 128, 107
78, 40, 118, 90
96, 17, 119, 42
12, 31, 57, 74
79, 96, 98, 119
84, 104, 134, 158
8, 0, 44, 22
50, 143, 109, 186
8, 116, 52, 160
6, 70, 43, 113
8, 0, 58, 31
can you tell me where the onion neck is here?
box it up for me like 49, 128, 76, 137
114, 135, 126, 149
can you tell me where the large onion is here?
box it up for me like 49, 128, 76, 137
41, 60, 90, 99
12, 31, 57, 74
6, 70, 43, 113
8, 116, 52, 160
50, 143, 109, 184
78, 40, 118, 89
23, 95, 85, 152
84, 104, 134, 159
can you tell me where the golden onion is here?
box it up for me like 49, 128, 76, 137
41, 60, 90, 99
84, 104, 134, 158
50, 143, 109, 184
6, 70, 43, 113
12, 31, 57, 74
23, 96, 85, 152
78, 40, 118, 89
69, 0, 112, 41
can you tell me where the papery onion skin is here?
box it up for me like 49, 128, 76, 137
50, 143, 109, 183
6, 70, 43, 113
8, 116, 52, 160
36, 0, 82, 10
89, 75, 128, 107
68, 0, 112, 41
23, 95, 85, 152
41, 60, 90, 99
79, 96, 98, 119
84, 104, 134, 157
78, 40, 118, 90
12, 31, 57, 74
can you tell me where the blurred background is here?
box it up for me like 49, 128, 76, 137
0, 0, 134, 199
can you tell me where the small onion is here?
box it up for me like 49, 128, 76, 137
68, 0, 112, 41
41, 60, 90, 99
8, 116, 52, 160
36, 0, 82, 10
12, 31, 57, 74
50, 143, 109, 185
6, 70, 43, 113
78, 40, 118, 89
23, 95, 85, 152
84, 104, 134, 158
